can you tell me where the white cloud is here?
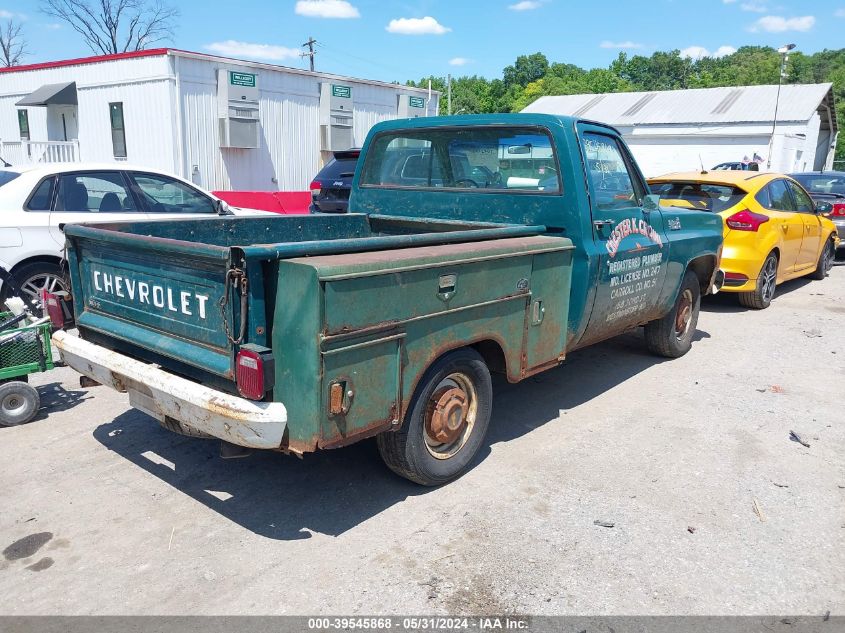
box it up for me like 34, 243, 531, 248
680, 45, 736, 59
508, 1, 542, 10
204, 40, 301, 61
44, 23, 62, 30
294, 0, 360, 19
722, 0, 737, 3
386, 16, 451, 35
750, 15, 815, 32
449, 57, 472, 66
740, 0, 766, 12
0, 9, 26, 19
599, 40, 644, 49
836, 8, 845, 17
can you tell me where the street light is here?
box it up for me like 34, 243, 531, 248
767, 43, 796, 169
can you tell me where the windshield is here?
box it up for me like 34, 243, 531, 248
0, 171, 21, 188
791, 174, 845, 198
649, 181, 747, 213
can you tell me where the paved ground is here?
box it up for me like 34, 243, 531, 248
1, 264, 843, 616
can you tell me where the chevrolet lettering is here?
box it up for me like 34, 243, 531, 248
55, 113, 723, 486
91, 270, 210, 319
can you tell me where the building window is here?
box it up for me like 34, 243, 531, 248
18, 110, 30, 141
109, 102, 127, 158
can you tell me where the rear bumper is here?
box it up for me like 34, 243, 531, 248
53, 330, 287, 449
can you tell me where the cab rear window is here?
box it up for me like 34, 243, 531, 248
649, 182, 746, 213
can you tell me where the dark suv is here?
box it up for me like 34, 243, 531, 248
309, 149, 360, 213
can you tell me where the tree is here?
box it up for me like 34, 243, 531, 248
0, 19, 27, 67
503, 52, 549, 89
41, 0, 178, 55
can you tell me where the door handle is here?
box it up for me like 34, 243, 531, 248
781, 225, 788, 233
593, 219, 614, 228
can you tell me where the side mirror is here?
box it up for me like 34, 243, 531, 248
215, 199, 234, 216
815, 200, 833, 215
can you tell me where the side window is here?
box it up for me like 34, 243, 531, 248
754, 185, 771, 209
359, 127, 560, 193
787, 181, 814, 213
765, 179, 796, 211
130, 173, 216, 214
55, 172, 137, 213
17, 110, 30, 141
27, 177, 55, 211
581, 133, 639, 210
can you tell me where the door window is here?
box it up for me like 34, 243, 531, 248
759, 179, 796, 211
26, 177, 55, 211
55, 172, 137, 212
130, 173, 216, 214
787, 181, 815, 213
109, 103, 127, 158
581, 133, 641, 210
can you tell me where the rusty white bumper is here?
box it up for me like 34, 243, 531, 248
53, 330, 287, 449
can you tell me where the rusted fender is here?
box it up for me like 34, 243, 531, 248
53, 331, 287, 449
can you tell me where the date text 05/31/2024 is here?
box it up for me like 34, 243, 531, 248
306, 617, 530, 630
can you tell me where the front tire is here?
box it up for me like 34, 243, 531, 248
377, 348, 492, 486
644, 270, 701, 358
0, 381, 40, 426
738, 252, 778, 309
809, 239, 834, 280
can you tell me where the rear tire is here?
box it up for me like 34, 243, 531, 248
738, 252, 778, 309
377, 348, 492, 486
1, 261, 68, 314
809, 239, 834, 280
0, 381, 40, 426
644, 270, 701, 358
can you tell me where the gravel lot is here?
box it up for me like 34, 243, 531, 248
1, 264, 843, 616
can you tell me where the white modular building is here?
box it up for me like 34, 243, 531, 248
523, 84, 837, 177
0, 48, 439, 191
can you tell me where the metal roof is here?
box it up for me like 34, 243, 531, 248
522, 83, 836, 130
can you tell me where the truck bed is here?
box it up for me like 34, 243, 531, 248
63, 213, 547, 389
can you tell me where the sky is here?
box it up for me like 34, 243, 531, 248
5, 0, 844, 83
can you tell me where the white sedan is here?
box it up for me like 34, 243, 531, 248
0, 163, 268, 306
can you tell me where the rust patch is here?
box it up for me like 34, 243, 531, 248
318, 403, 398, 450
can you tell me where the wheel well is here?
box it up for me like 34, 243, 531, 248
686, 255, 718, 294
471, 339, 507, 375
9, 255, 63, 276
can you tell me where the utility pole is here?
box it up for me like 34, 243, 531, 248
767, 43, 796, 170
447, 74, 452, 115
301, 37, 317, 72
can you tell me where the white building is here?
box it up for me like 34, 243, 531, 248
0, 48, 439, 191
523, 84, 837, 177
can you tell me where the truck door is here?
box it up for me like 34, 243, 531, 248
576, 125, 670, 344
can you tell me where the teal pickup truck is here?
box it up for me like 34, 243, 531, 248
54, 114, 723, 485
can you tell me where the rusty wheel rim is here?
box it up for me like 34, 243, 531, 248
675, 289, 694, 340
423, 372, 477, 460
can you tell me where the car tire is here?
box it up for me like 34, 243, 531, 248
738, 252, 778, 309
808, 239, 834, 280
2, 261, 68, 313
644, 270, 701, 358
377, 348, 492, 486
0, 381, 40, 426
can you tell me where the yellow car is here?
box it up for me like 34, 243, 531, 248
648, 171, 839, 309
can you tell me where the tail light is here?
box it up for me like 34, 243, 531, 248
235, 345, 274, 401
309, 180, 322, 200
726, 209, 769, 231
830, 203, 845, 217
41, 290, 65, 329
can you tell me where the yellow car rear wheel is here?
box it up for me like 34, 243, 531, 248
739, 252, 778, 310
